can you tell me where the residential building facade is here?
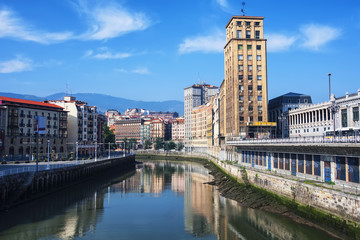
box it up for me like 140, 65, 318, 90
0, 96, 68, 160
114, 118, 143, 144
171, 117, 185, 141
223, 16, 268, 138
49, 96, 98, 157
184, 84, 218, 151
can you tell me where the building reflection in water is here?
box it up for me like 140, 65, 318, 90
0, 161, 339, 240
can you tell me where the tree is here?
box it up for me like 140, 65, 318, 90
166, 141, 176, 151
144, 140, 152, 149
129, 138, 137, 150
104, 123, 115, 144
154, 138, 164, 150
176, 142, 184, 151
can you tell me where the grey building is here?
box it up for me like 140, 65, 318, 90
268, 92, 312, 138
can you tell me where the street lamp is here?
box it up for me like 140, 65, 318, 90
47, 139, 50, 170
76, 141, 79, 165
108, 142, 111, 159
328, 73, 332, 100
328, 95, 339, 142
278, 113, 287, 139
95, 141, 97, 162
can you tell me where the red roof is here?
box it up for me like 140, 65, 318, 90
0, 96, 63, 109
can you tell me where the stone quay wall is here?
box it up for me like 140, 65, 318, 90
136, 151, 360, 223
0, 155, 135, 211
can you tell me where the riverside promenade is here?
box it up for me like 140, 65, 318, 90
0, 154, 135, 211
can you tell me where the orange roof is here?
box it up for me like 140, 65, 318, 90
0, 96, 63, 109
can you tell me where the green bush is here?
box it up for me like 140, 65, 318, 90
1, 160, 7, 165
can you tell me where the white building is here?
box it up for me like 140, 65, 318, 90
49, 96, 98, 157
184, 84, 218, 151
289, 90, 360, 138
171, 117, 184, 141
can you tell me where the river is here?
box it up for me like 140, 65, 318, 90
0, 160, 340, 240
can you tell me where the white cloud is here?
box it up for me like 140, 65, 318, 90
265, 33, 297, 52
215, 0, 229, 8
73, 0, 152, 40
0, 8, 73, 44
0, 57, 33, 73
84, 48, 132, 59
178, 30, 225, 54
300, 24, 340, 50
114, 66, 150, 74
132, 67, 150, 75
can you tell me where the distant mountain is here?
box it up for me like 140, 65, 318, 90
0, 92, 184, 116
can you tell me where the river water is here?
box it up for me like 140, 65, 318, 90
0, 160, 340, 240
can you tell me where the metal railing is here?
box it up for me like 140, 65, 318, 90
0, 152, 134, 178
227, 136, 360, 145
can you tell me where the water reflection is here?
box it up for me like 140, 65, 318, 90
0, 161, 339, 240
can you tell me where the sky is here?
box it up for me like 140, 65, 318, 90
0, 0, 359, 104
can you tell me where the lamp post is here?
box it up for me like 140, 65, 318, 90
108, 142, 111, 159
329, 95, 339, 142
76, 141, 79, 165
328, 73, 332, 100
278, 113, 287, 139
95, 141, 97, 162
47, 139, 50, 170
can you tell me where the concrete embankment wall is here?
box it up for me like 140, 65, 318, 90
136, 151, 360, 223
0, 156, 135, 211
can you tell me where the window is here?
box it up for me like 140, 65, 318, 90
238, 44, 243, 50
255, 22, 260, 26
258, 116, 263, 121
238, 54, 243, 60
257, 85, 262, 91
246, 21, 251, 26
240, 116, 244, 121
257, 96, 262, 101
246, 30, 251, 39
239, 85, 244, 91
257, 75, 262, 80
353, 107, 359, 122
237, 21, 242, 26
249, 116, 253, 121
249, 106, 253, 111
248, 55, 252, 60
248, 85, 253, 91
256, 45, 261, 50
248, 75, 253, 80
239, 106, 244, 111
341, 109, 347, 127
258, 106, 263, 111
239, 75, 243, 80
255, 31, 260, 39
257, 55, 261, 61
238, 65, 243, 71
247, 45, 252, 50
248, 65, 253, 71
257, 65, 262, 71
237, 30, 242, 38
239, 95, 244, 100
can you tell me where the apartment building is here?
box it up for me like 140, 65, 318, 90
172, 117, 185, 141
0, 96, 67, 160
184, 84, 218, 150
114, 118, 143, 144
49, 96, 98, 157
223, 16, 268, 138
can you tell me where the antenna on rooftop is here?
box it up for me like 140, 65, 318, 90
241, 2, 246, 16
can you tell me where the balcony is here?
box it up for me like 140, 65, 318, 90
8, 122, 18, 127
27, 114, 32, 118
19, 123, 25, 127
20, 113, 25, 118
53, 117, 58, 120
46, 125, 51, 128
26, 123, 32, 127
8, 112, 18, 117
47, 116, 52, 120
53, 125, 58, 129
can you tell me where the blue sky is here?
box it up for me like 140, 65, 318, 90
0, 0, 359, 103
